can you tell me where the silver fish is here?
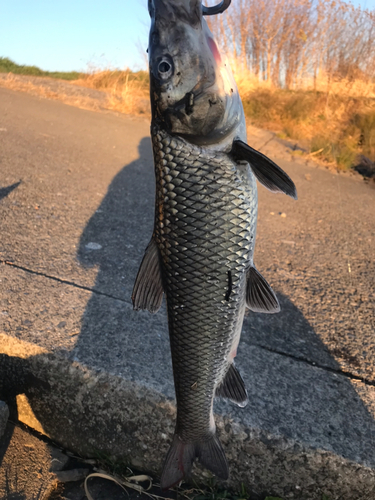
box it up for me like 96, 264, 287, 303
132, 0, 297, 489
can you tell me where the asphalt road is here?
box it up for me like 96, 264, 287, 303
1, 86, 375, 499
1, 86, 374, 380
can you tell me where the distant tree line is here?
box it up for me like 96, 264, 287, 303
207, 0, 375, 89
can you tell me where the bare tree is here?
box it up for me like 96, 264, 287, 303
207, 0, 375, 89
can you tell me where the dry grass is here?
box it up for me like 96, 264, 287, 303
234, 68, 375, 170
0, 73, 105, 112
2, 61, 374, 171
74, 69, 150, 116
75, 66, 374, 171
300, 72, 375, 99
0, 67, 150, 116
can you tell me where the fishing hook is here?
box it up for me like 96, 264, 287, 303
202, 0, 231, 16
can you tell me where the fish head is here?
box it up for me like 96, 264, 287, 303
148, 0, 246, 147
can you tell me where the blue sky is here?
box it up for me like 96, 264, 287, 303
0, 0, 374, 73
0, 0, 150, 72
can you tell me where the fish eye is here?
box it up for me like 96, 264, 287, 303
157, 56, 173, 80
159, 61, 171, 73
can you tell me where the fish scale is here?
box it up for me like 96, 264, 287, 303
151, 125, 257, 442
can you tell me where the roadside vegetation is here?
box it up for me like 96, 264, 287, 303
82, 452, 333, 500
1, 0, 374, 172
239, 80, 375, 170
75, 68, 150, 115
82, 452, 285, 499
0, 56, 80, 80
76, 66, 375, 171
207, 0, 375, 171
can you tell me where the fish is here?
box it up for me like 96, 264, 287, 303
132, 0, 297, 490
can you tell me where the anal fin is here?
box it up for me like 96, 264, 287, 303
132, 238, 164, 313
231, 139, 298, 200
216, 363, 248, 407
246, 266, 280, 313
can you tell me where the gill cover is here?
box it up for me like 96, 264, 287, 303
148, 0, 244, 146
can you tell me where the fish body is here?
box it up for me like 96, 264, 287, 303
153, 123, 256, 420
132, 0, 297, 489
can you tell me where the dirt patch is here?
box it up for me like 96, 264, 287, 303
0, 73, 110, 112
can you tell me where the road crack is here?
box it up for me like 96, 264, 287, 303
256, 343, 375, 388
2, 259, 374, 388
1, 259, 131, 306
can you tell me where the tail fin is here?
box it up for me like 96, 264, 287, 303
197, 434, 228, 480
160, 433, 228, 490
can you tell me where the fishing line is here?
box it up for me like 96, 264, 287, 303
336, 174, 353, 279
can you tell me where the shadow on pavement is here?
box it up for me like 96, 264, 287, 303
76, 136, 154, 300
0, 181, 21, 201
1, 136, 375, 482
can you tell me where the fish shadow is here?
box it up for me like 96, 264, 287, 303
72, 135, 375, 468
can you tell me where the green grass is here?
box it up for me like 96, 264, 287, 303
0, 57, 81, 80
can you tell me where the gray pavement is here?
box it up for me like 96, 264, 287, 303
1, 87, 375, 500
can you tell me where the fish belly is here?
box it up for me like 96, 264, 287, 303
152, 126, 257, 441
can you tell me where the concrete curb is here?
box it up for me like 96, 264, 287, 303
1, 333, 374, 500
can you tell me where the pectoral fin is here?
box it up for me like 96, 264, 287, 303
231, 140, 298, 199
216, 363, 248, 407
132, 238, 164, 313
246, 266, 280, 313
